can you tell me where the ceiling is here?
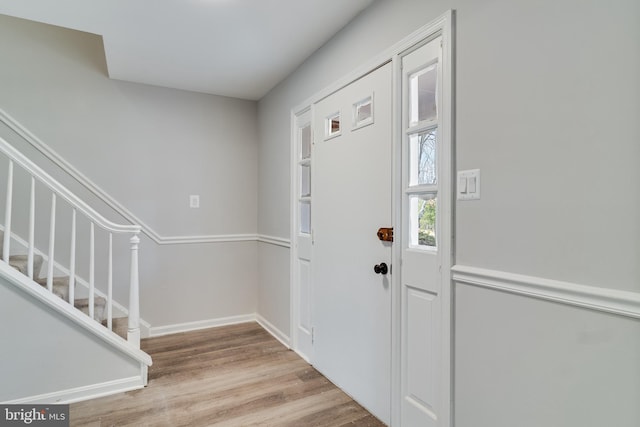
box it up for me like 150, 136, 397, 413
0, 0, 376, 100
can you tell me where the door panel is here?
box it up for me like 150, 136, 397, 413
312, 63, 393, 424
401, 36, 444, 426
294, 110, 313, 360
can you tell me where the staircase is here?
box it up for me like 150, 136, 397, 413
0, 132, 151, 403
1, 229, 129, 338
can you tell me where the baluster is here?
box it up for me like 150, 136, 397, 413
46, 193, 56, 292
107, 233, 113, 330
27, 177, 35, 279
89, 222, 95, 320
3, 161, 13, 263
68, 209, 76, 304
128, 233, 141, 348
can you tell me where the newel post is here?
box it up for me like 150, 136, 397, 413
128, 233, 141, 348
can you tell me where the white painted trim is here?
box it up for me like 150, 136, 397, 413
0, 261, 152, 366
147, 313, 292, 349
0, 109, 271, 246
451, 265, 640, 319
257, 234, 292, 248
3, 375, 145, 404
148, 313, 255, 337
256, 313, 291, 348
390, 54, 403, 427
157, 234, 258, 245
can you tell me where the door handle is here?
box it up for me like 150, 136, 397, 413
374, 263, 388, 275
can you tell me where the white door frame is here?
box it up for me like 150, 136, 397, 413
290, 11, 455, 426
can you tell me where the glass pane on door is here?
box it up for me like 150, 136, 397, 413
409, 130, 437, 186
409, 63, 437, 125
301, 124, 311, 159
300, 165, 311, 197
409, 193, 437, 248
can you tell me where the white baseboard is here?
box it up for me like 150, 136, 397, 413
452, 265, 640, 319
3, 375, 145, 404
147, 313, 292, 348
140, 319, 151, 338
148, 313, 255, 337
256, 314, 291, 348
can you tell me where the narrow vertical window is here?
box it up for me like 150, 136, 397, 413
296, 112, 312, 236
404, 46, 440, 251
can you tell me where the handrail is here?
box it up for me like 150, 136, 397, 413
0, 137, 140, 235
0, 135, 142, 349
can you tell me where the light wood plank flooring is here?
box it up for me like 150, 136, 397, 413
70, 322, 386, 426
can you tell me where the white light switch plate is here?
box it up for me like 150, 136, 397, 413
189, 195, 200, 208
457, 169, 480, 200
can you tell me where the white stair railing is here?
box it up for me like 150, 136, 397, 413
0, 136, 142, 348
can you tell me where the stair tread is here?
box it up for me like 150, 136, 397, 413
75, 296, 107, 322
35, 276, 70, 300
35, 276, 70, 285
7, 254, 44, 277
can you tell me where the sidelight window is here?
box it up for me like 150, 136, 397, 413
405, 55, 439, 250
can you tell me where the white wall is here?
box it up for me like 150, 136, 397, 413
256, 242, 290, 338
455, 285, 640, 427
0, 15, 259, 328
257, 0, 640, 425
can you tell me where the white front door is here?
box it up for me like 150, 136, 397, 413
312, 62, 393, 424
399, 35, 452, 426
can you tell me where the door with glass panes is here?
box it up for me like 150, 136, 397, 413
400, 35, 450, 427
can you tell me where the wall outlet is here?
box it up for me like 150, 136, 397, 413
189, 195, 200, 208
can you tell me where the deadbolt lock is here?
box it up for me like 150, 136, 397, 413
377, 227, 394, 242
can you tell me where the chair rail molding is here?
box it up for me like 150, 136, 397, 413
452, 265, 640, 319
257, 234, 291, 248
0, 108, 287, 246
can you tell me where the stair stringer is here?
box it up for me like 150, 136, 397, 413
0, 261, 152, 404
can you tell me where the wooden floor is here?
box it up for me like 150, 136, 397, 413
70, 322, 385, 426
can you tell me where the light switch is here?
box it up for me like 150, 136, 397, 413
189, 195, 200, 208
458, 176, 467, 194
468, 176, 476, 193
457, 169, 481, 200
